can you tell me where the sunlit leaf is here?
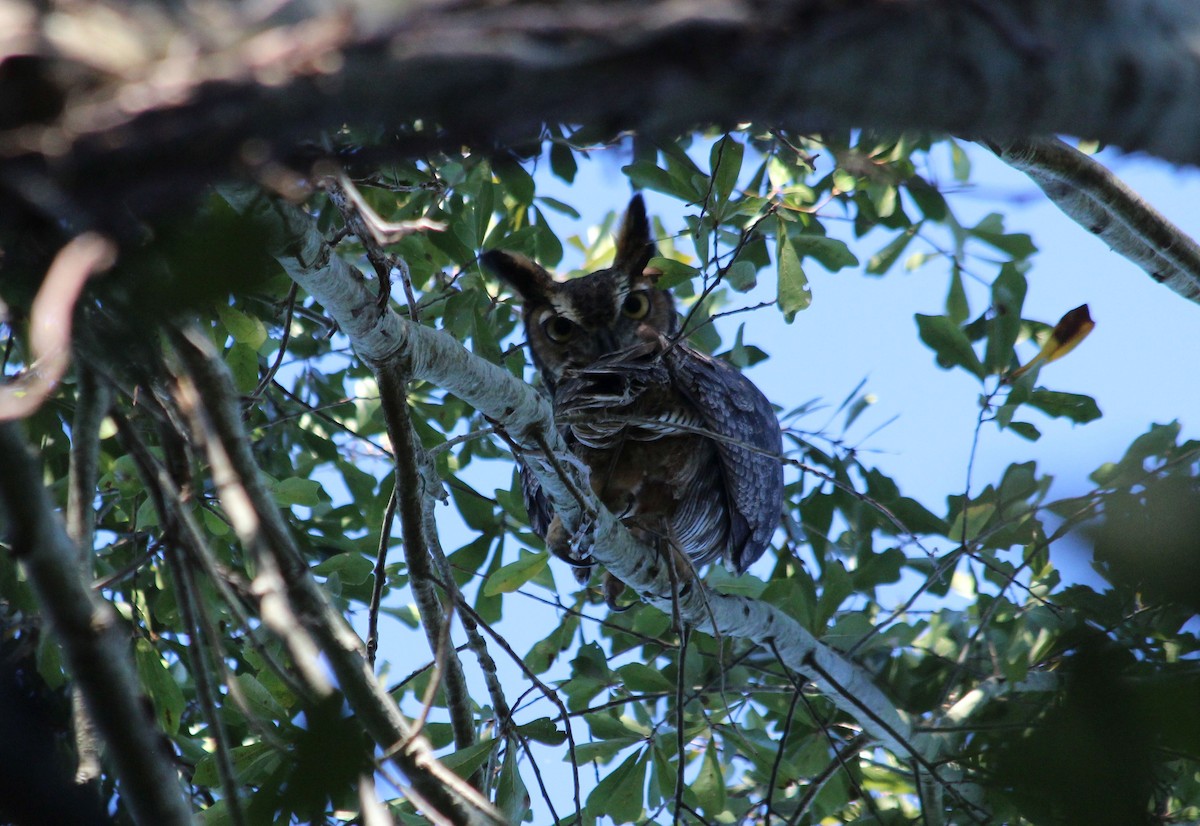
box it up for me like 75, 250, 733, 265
915, 314, 986, 378
482, 551, 549, 596
710, 135, 744, 202
776, 224, 811, 322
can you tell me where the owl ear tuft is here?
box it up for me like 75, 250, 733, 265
480, 250, 555, 302
613, 194, 657, 276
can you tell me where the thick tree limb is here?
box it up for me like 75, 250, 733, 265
990, 136, 1200, 302
5, 0, 1200, 230
0, 422, 195, 826
223, 188, 933, 767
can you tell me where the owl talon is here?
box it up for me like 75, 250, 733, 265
603, 573, 632, 611
546, 515, 595, 584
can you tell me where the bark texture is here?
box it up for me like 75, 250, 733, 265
3, 0, 1200, 232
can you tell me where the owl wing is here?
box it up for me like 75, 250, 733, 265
518, 461, 555, 540
515, 434, 595, 584
665, 343, 783, 573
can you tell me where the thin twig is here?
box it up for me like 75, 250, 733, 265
368, 485, 399, 667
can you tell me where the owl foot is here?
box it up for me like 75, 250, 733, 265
546, 515, 596, 584
603, 573, 632, 611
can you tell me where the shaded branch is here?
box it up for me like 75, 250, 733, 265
0, 422, 195, 826
64, 362, 110, 786
6, 1, 1200, 230
376, 366, 480, 761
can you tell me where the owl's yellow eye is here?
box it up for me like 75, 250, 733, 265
622, 291, 651, 320
542, 315, 576, 343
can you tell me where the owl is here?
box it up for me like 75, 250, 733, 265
481, 195, 783, 591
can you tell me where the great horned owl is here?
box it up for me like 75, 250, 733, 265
481, 195, 783, 588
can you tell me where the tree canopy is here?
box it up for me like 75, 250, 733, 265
2, 2, 1199, 825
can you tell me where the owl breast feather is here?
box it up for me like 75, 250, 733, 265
548, 338, 782, 573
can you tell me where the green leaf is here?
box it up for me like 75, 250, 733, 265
482, 551, 549, 596
312, 552, 375, 585
536, 195, 580, 219
224, 342, 259, 393
618, 662, 675, 693
816, 561, 852, 627
969, 213, 1037, 260
725, 259, 757, 291
945, 266, 969, 324
441, 737, 498, 777
647, 256, 700, 290
949, 502, 997, 541
622, 161, 701, 202
233, 673, 290, 720
907, 176, 948, 221
707, 564, 768, 597
217, 305, 268, 349
951, 139, 972, 181
867, 226, 918, 275
776, 226, 811, 322
1027, 389, 1102, 423
533, 207, 564, 269
473, 174, 495, 249
515, 717, 567, 746
587, 712, 647, 740
493, 157, 535, 205
549, 142, 577, 183
574, 737, 641, 765
789, 233, 859, 272
984, 265, 1027, 373
194, 742, 280, 787
450, 482, 497, 532
1007, 421, 1042, 441
692, 741, 727, 817
710, 135, 744, 202
495, 741, 530, 822
272, 477, 322, 507
134, 638, 185, 734
915, 314, 986, 378
586, 748, 647, 824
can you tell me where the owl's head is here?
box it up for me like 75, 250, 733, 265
481, 195, 677, 390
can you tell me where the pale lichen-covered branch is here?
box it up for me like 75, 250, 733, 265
991, 136, 1200, 302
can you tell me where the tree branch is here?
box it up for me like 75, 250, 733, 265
989, 136, 1200, 302
376, 365, 480, 763
0, 422, 196, 826
6, 0, 1200, 229
64, 362, 110, 786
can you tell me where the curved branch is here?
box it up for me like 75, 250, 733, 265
0, 234, 116, 420
989, 136, 1200, 303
